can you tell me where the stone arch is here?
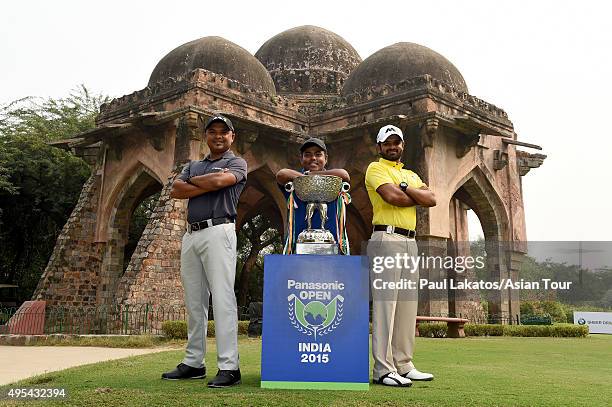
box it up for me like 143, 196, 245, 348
235, 198, 283, 307
448, 164, 512, 321
97, 164, 163, 306
237, 163, 287, 235
449, 164, 509, 242
96, 160, 165, 243
234, 164, 286, 307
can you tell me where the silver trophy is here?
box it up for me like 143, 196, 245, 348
285, 175, 349, 255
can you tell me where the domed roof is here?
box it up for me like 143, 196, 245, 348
255, 25, 362, 95
342, 42, 468, 96
148, 36, 276, 94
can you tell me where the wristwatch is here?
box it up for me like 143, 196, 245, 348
399, 181, 408, 192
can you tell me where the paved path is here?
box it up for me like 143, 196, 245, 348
0, 346, 172, 385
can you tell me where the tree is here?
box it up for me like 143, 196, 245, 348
0, 86, 108, 301
124, 191, 161, 272
235, 215, 282, 307
0, 85, 105, 142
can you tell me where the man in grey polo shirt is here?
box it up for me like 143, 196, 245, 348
162, 114, 246, 388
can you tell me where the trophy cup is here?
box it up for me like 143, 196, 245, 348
285, 175, 349, 255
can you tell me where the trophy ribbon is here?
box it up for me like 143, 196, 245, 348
335, 182, 351, 255
282, 182, 298, 255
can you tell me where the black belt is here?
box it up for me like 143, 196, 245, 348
373, 225, 416, 238
188, 217, 234, 233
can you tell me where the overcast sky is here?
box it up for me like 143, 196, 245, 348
2, 0, 610, 241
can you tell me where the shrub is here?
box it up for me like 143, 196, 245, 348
504, 324, 551, 337
418, 323, 447, 338
550, 323, 589, 337
415, 315, 575, 338
162, 321, 187, 339
520, 300, 569, 323
540, 301, 567, 323
434, 323, 588, 338
520, 301, 538, 316
480, 300, 489, 315
564, 307, 573, 324
207, 321, 250, 337
238, 321, 248, 336
161, 320, 250, 339
502, 324, 587, 337
464, 324, 504, 336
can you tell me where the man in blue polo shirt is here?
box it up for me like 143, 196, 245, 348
276, 138, 350, 254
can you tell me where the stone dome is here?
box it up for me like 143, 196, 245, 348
148, 36, 276, 94
255, 25, 362, 95
342, 42, 468, 96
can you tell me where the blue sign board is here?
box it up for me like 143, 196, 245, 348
261, 255, 369, 390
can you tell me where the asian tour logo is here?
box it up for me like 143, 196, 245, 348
287, 279, 345, 339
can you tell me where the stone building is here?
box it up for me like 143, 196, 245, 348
33, 25, 545, 321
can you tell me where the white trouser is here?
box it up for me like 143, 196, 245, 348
180, 222, 239, 370
369, 231, 419, 380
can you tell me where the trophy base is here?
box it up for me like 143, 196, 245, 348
295, 242, 338, 255
295, 229, 337, 255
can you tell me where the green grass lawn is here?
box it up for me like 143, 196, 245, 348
2, 335, 611, 407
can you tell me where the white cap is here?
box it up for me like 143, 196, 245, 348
376, 125, 404, 143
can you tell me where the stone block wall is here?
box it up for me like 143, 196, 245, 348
32, 172, 103, 307
114, 168, 187, 309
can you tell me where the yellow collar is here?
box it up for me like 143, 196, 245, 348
379, 157, 404, 169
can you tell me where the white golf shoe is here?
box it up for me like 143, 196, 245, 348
373, 371, 412, 387
402, 368, 434, 381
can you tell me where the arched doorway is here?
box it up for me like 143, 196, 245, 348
448, 166, 513, 322
98, 166, 163, 306
234, 166, 285, 309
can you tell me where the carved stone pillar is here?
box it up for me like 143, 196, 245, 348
484, 240, 512, 323
417, 235, 449, 316
174, 112, 204, 165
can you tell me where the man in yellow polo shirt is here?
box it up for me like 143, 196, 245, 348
366, 124, 437, 387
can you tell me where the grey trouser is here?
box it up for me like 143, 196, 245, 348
369, 231, 419, 380
180, 222, 239, 370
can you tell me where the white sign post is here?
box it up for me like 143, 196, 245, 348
574, 312, 612, 334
